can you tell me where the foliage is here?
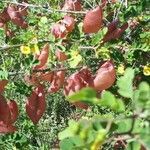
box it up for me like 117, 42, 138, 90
0, 0, 149, 149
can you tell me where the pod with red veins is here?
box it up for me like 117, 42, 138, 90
62, 0, 82, 11
107, 19, 119, 33
0, 121, 17, 133
94, 61, 116, 91
103, 22, 128, 43
35, 86, 46, 122
7, 100, 19, 124
48, 70, 65, 93
102, 29, 117, 43
0, 80, 8, 94
56, 49, 68, 62
26, 90, 38, 124
51, 23, 67, 39
34, 43, 49, 69
61, 15, 75, 32
26, 85, 46, 124
39, 72, 54, 83
83, 6, 103, 34
0, 8, 10, 23
112, 23, 128, 40
7, 5, 28, 29
0, 95, 11, 125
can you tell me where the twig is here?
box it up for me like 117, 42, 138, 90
0, 44, 21, 51
114, 0, 124, 20
32, 66, 82, 73
0, 40, 53, 51
3, 1, 87, 14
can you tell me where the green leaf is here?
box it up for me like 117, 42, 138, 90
116, 119, 133, 133
116, 99, 125, 112
126, 141, 141, 150
69, 54, 82, 68
138, 82, 150, 102
100, 91, 125, 112
60, 138, 75, 150
40, 16, 48, 24
60, 136, 84, 150
117, 68, 135, 98
140, 133, 150, 149
67, 87, 98, 104
0, 70, 8, 79
58, 128, 74, 141
92, 27, 107, 45
58, 120, 79, 140
100, 91, 117, 110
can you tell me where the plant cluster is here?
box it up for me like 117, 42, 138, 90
0, 0, 149, 149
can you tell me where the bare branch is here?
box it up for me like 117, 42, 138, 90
3, 1, 87, 14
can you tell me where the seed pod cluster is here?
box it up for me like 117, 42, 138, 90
0, 3, 28, 38
64, 67, 94, 109
0, 4, 28, 28
63, 61, 116, 109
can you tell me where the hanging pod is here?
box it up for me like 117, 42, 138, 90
83, 6, 103, 34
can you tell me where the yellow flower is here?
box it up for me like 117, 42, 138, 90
117, 64, 125, 75
31, 44, 40, 55
20, 46, 31, 55
143, 65, 150, 76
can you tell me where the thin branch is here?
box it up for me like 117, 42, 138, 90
0, 40, 53, 51
0, 44, 21, 51
114, 0, 124, 20
3, 1, 87, 14
32, 66, 82, 73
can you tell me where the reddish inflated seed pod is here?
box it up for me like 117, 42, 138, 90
0, 121, 17, 133
34, 43, 49, 69
61, 15, 75, 32
39, 71, 54, 83
0, 80, 8, 94
7, 5, 28, 29
26, 85, 46, 124
51, 23, 67, 39
83, 6, 103, 34
107, 19, 119, 33
94, 61, 116, 91
48, 70, 65, 93
64, 67, 94, 109
0, 95, 10, 125
56, 49, 68, 62
7, 100, 19, 124
0, 8, 10, 23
